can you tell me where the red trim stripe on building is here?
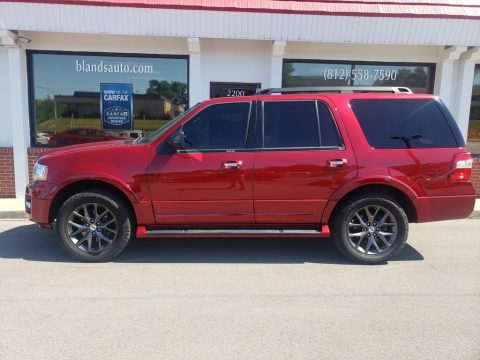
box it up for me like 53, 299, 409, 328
4, 0, 480, 19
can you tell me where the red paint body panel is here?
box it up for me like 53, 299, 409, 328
28, 140, 151, 226
25, 183, 51, 224
254, 150, 357, 223
147, 151, 254, 224
414, 195, 476, 222
132, 201, 156, 225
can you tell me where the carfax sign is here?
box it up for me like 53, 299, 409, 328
100, 83, 133, 130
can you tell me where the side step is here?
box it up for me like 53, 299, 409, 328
136, 225, 330, 238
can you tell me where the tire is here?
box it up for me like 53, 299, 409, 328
55, 190, 134, 262
330, 193, 409, 264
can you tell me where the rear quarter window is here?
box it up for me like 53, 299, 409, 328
350, 99, 459, 149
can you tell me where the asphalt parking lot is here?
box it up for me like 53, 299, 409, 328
0, 219, 479, 360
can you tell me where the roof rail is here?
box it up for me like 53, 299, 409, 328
256, 86, 413, 95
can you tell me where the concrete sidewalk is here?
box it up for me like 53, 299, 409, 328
1, 197, 479, 220
0, 198, 26, 219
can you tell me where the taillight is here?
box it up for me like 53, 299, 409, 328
449, 153, 473, 181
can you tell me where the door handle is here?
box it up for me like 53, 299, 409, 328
223, 161, 242, 170
329, 159, 347, 168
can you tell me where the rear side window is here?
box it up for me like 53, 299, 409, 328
262, 101, 342, 149
264, 101, 319, 148
350, 99, 458, 149
317, 101, 342, 148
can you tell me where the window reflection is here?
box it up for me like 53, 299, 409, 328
30, 52, 188, 146
282, 61, 433, 94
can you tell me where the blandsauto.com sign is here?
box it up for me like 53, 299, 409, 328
76, 59, 154, 74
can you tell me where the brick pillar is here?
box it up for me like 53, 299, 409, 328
472, 158, 480, 197
0, 147, 15, 198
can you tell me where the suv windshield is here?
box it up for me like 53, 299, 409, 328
135, 104, 200, 144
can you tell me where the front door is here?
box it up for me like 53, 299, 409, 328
147, 101, 255, 225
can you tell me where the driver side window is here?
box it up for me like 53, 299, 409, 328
182, 102, 251, 150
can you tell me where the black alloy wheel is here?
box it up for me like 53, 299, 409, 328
331, 193, 409, 264
56, 190, 134, 262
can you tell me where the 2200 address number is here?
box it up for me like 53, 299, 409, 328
324, 68, 398, 82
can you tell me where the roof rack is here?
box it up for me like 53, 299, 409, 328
256, 86, 413, 95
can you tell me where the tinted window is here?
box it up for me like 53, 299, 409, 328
74, 129, 89, 136
317, 101, 342, 147
263, 101, 319, 148
350, 99, 457, 149
182, 102, 250, 150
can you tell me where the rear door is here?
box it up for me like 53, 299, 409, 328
253, 99, 357, 224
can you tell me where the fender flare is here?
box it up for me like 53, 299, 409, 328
48, 173, 140, 203
320, 176, 418, 224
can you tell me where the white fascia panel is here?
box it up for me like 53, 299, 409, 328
1, 3, 480, 46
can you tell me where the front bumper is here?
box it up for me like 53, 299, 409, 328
25, 181, 55, 226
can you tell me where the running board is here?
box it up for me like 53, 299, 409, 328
136, 225, 330, 238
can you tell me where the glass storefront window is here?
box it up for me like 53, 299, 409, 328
468, 64, 480, 155
28, 51, 188, 146
282, 60, 434, 94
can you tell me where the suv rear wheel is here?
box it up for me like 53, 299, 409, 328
331, 193, 409, 264
55, 190, 134, 262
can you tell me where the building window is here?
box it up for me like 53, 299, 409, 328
468, 64, 480, 155
28, 51, 188, 146
282, 60, 435, 94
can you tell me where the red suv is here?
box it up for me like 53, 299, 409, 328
26, 87, 476, 264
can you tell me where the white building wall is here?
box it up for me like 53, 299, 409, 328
199, 39, 272, 101
8, 46, 30, 197
22, 32, 189, 55
452, 48, 480, 141
284, 42, 440, 63
0, 49, 12, 147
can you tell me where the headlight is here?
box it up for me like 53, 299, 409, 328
33, 162, 48, 181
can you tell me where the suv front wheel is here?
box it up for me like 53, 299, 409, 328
55, 190, 134, 262
331, 193, 409, 264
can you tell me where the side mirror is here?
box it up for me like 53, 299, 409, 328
166, 130, 186, 150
